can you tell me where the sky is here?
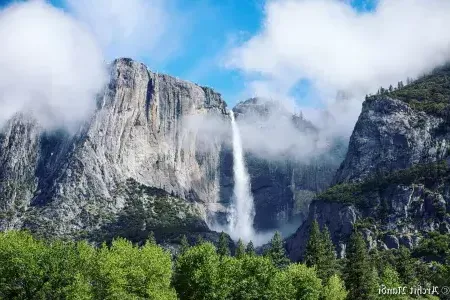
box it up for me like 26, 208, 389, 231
1, 0, 450, 135
0, 0, 375, 108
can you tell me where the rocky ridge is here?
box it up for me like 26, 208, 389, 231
286, 66, 450, 261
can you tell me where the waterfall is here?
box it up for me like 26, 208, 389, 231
227, 111, 256, 243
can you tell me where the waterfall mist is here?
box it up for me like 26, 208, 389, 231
227, 111, 256, 243
225, 111, 274, 246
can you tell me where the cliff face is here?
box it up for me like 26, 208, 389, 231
286, 67, 450, 261
334, 97, 446, 184
0, 58, 229, 239
0, 59, 346, 242
221, 97, 346, 231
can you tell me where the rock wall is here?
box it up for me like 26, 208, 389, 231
286, 92, 450, 261
0, 58, 229, 238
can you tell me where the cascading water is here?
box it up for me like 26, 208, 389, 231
227, 110, 256, 243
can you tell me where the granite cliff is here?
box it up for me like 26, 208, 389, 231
0, 58, 229, 241
0, 58, 344, 244
226, 98, 346, 231
286, 65, 450, 261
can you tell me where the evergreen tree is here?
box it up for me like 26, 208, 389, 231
179, 234, 190, 255
196, 235, 204, 245
235, 239, 245, 258
148, 231, 156, 244
397, 81, 404, 89
394, 246, 416, 285
344, 230, 378, 300
217, 232, 230, 257
266, 231, 290, 268
305, 221, 337, 280
305, 220, 323, 267
389, 85, 393, 92
320, 226, 337, 280
246, 241, 255, 256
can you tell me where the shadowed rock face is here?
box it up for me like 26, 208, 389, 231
0, 58, 230, 238
219, 97, 346, 232
286, 79, 450, 261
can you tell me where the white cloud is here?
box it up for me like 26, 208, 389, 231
0, 1, 106, 130
66, 0, 182, 63
227, 0, 450, 134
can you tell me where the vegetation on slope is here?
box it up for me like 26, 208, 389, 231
316, 160, 450, 208
366, 64, 450, 118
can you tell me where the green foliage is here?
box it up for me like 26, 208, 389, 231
368, 64, 450, 118
317, 161, 450, 207
304, 221, 337, 281
379, 266, 408, 300
305, 220, 323, 267
179, 234, 190, 255
235, 239, 245, 258
217, 231, 230, 257
266, 231, 290, 269
0, 230, 93, 300
344, 231, 379, 300
413, 232, 450, 262
269, 263, 322, 300
1, 229, 448, 300
0, 231, 176, 300
229, 255, 278, 300
173, 242, 221, 300
246, 241, 255, 256
394, 247, 418, 285
322, 274, 348, 300
94, 238, 176, 299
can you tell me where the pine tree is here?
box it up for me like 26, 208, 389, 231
266, 231, 290, 268
235, 239, 245, 258
305, 221, 337, 281
217, 232, 230, 257
344, 230, 379, 300
196, 235, 204, 245
320, 226, 337, 280
395, 246, 417, 285
397, 81, 404, 89
179, 235, 190, 255
246, 241, 255, 256
148, 231, 156, 244
304, 220, 323, 268
389, 85, 393, 92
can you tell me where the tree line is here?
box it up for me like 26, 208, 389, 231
0, 224, 448, 299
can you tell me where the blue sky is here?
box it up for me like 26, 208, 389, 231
0, 0, 377, 107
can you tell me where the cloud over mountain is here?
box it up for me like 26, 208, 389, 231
0, 0, 106, 129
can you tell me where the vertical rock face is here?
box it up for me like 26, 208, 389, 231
0, 114, 41, 229
334, 97, 446, 184
286, 66, 450, 261
220, 98, 346, 231
1, 58, 229, 237
0, 59, 346, 241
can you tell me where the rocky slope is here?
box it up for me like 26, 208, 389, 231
0, 58, 345, 244
286, 65, 450, 261
0, 58, 230, 240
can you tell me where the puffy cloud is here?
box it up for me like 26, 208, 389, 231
0, 0, 106, 129
227, 0, 450, 134
65, 0, 183, 62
